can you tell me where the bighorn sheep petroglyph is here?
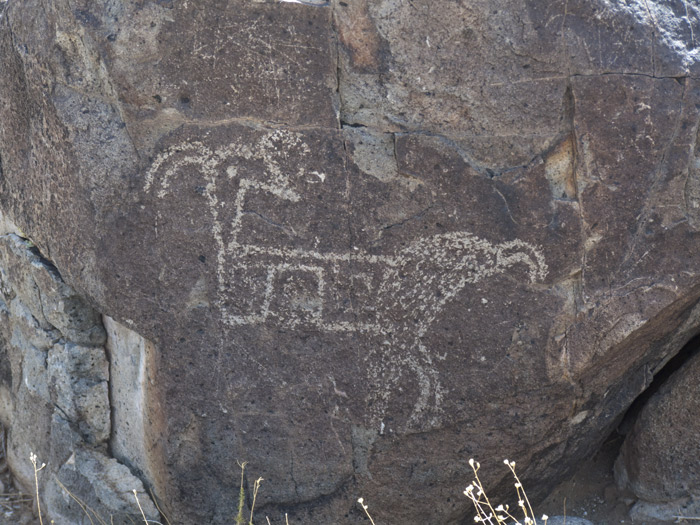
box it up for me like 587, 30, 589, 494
145, 130, 548, 429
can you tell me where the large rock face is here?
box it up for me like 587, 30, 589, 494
2, 0, 700, 523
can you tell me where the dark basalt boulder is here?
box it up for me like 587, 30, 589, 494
1, 0, 700, 523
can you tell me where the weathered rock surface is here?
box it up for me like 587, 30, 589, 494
104, 315, 159, 487
615, 348, 700, 522
0, 215, 157, 524
2, 0, 700, 523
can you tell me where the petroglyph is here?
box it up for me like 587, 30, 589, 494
145, 130, 548, 429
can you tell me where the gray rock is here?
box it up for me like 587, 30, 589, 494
47, 343, 110, 444
104, 315, 157, 485
0, 231, 156, 523
43, 416, 159, 525
509, 518, 593, 525
8, 298, 59, 352
628, 498, 700, 524
543, 518, 594, 525
0, 235, 106, 346
616, 350, 700, 516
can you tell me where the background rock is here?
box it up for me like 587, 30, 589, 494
615, 349, 700, 521
1, 0, 700, 524
545, 518, 593, 525
0, 219, 157, 524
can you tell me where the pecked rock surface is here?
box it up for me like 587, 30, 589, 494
2, 0, 700, 523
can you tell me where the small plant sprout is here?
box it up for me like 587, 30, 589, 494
236, 461, 248, 525
464, 458, 548, 525
357, 497, 377, 525
234, 461, 264, 525
30, 452, 46, 525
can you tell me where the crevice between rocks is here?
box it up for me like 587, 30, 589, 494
541, 330, 700, 522
334, 7, 342, 131
617, 331, 700, 438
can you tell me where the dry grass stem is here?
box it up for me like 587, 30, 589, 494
24, 451, 557, 525
505, 460, 536, 522
55, 478, 106, 525
132, 489, 150, 524
236, 461, 248, 525
464, 458, 548, 525
149, 488, 172, 525
30, 452, 46, 525
249, 477, 263, 525
357, 498, 377, 525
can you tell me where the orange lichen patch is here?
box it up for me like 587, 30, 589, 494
335, 0, 382, 71
544, 134, 577, 200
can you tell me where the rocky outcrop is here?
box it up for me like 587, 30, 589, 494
2, 0, 700, 523
615, 346, 700, 522
0, 213, 157, 524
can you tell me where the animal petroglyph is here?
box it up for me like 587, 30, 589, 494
145, 130, 549, 429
